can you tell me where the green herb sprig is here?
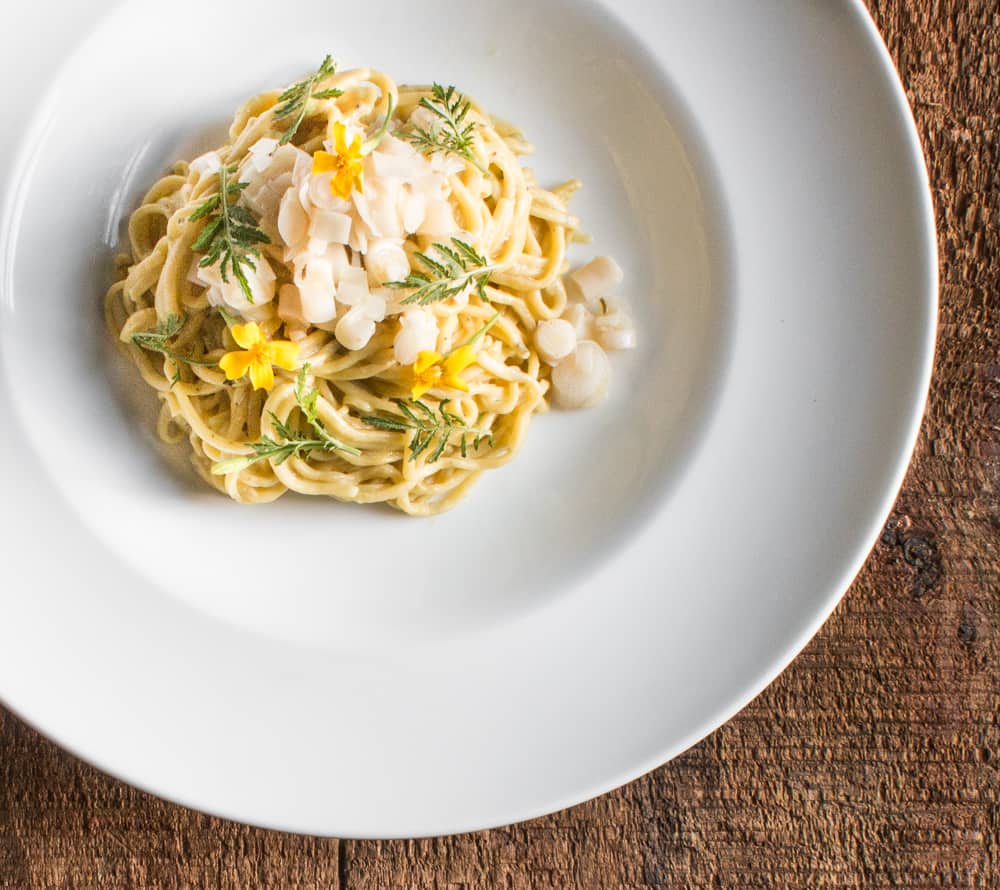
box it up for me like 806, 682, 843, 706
130, 314, 216, 367
386, 238, 495, 306
401, 83, 485, 172
189, 165, 270, 304
361, 398, 492, 463
211, 366, 360, 475
274, 55, 344, 145
292, 366, 358, 456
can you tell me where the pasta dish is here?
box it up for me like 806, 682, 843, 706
106, 57, 635, 515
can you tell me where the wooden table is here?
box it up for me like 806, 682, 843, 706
2, 2, 996, 886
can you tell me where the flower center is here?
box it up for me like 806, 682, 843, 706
248, 342, 271, 363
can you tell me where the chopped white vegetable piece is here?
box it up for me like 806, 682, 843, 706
418, 200, 458, 237
337, 266, 371, 307
296, 256, 337, 324
535, 319, 577, 365
243, 170, 293, 221
365, 239, 410, 287
593, 297, 637, 351
309, 208, 353, 245
370, 186, 404, 239
378, 134, 416, 157
597, 328, 636, 351
348, 222, 369, 255
362, 290, 387, 323
372, 150, 423, 179
277, 282, 305, 326
561, 302, 596, 340
335, 306, 377, 351
570, 256, 624, 302
278, 187, 309, 248
248, 138, 279, 172
189, 151, 221, 178
401, 191, 427, 234
552, 340, 611, 409
352, 190, 382, 238
291, 149, 312, 188
394, 308, 439, 365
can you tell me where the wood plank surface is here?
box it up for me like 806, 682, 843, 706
1, 1, 997, 887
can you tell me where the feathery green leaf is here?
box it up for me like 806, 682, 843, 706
210, 365, 360, 475
189, 165, 270, 304
399, 83, 485, 172
274, 55, 344, 145
360, 398, 492, 463
130, 314, 217, 367
384, 238, 495, 305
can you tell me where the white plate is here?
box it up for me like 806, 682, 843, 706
0, 0, 935, 836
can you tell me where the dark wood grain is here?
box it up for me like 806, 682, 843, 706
2, 1, 997, 887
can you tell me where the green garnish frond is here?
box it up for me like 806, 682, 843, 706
274, 55, 345, 145
401, 83, 485, 172
189, 165, 270, 304
361, 398, 492, 463
385, 238, 495, 306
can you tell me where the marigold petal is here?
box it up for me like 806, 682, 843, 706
332, 121, 348, 155
312, 150, 338, 174
248, 359, 275, 391
330, 169, 355, 200
444, 345, 477, 376
266, 340, 300, 371
411, 381, 432, 400
219, 350, 254, 381
442, 374, 470, 393
413, 351, 443, 374
231, 322, 263, 350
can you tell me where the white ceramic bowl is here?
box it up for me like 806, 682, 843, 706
0, 0, 935, 836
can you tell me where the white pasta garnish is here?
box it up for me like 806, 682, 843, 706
552, 341, 611, 409
570, 255, 624, 303
394, 308, 439, 365
593, 297, 637, 351
278, 187, 309, 249
365, 240, 410, 288
309, 208, 353, 245
295, 255, 338, 324
335, 307, 377, 351
535, 319, 577, 365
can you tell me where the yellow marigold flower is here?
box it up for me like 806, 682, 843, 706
312, 121, 364, 200
219, 322, 299, 391
410, 345, 477, 400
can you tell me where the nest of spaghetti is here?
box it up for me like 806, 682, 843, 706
107, 58, 635, 516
